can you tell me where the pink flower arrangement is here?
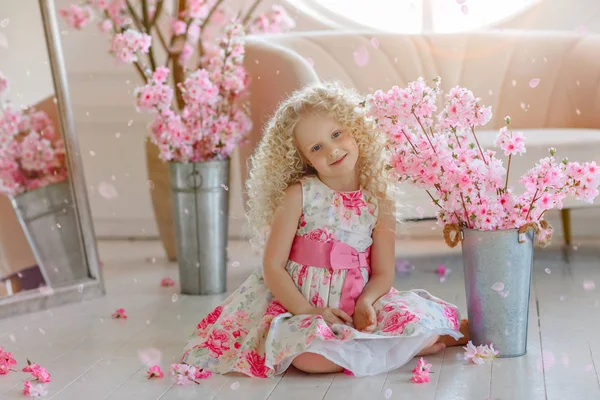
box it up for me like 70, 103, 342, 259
463, 340, 500, 364
0, 71, 68, 197
410, 357, 432, 383
60, 1, 295, 163
365, 77, 600, 246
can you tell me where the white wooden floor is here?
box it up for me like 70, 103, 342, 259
1, 236, 599, 399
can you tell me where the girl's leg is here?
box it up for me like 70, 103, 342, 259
438, 318, 470, 347
292, 353, 344, 374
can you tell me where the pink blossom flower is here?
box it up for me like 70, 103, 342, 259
29, 365, 51, 383
59, 4, 94, 29
111, 29, 152, 64
170, 362, 212, 384
436, 264, 446, 276
22, 380, 48, 397
463, 340, 500, 364
0, 70, 8, 94
147, 365, 164, 379
410, 357, 432, 383
160, 277, 176, 287
0, 346, 17, 374
111, 308, 128, 319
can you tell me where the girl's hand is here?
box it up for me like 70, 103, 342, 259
353, 298, 377, 332
310, 307, 353, 326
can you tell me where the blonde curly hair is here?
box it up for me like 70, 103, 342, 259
246, 81, 395, 246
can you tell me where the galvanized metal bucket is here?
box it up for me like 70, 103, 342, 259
461, 228, 535, 358
11, 180, 89, 288
169, 160, 229, 295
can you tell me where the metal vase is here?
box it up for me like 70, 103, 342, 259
169, 160, 230, 295
11, 180, 89, 288
461, 228, 535, 358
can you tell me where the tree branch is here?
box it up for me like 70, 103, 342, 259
242, 0, 263, 25
141, 0, 157, 70
125, 0, 145, 32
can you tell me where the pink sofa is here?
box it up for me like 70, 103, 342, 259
236, 29, 600, 244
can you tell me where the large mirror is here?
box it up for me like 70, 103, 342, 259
0, 0, 103, 318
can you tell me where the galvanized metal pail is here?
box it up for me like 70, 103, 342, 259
169, 160, 229, 295
461, 228, 535, 358
11, 180, 89, 288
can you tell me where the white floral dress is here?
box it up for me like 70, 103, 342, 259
181, 176, 462, 378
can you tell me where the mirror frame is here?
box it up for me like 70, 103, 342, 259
0, 0, 105, 319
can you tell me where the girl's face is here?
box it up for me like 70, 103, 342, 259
294, 112, 359, 180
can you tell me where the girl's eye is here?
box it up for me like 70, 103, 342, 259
311, 145, 321, 152
332, 131, 341, 138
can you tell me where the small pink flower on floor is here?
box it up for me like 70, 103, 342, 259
30, 365, 51, 383
147, 365, 164, 379
170, 363, 211, 385
160, 277, 176, 287
410, 357, 432, 383
0, 347, 17, 374
23, 380, 48, 397
463, 341, 500, 364
112, 308, 128, 319
436, 264, 446, 276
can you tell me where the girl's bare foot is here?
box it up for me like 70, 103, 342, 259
416, 342, 446, 356
438, 318, 470, 347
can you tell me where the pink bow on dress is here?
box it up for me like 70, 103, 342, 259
289, 236, 371, 317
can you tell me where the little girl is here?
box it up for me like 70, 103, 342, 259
181, 81, 468, 378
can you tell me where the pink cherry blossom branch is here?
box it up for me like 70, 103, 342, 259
140, 0, 158, 70
242, 0, 264, 25
412, 111, 437, 154
470, 126, 487, 165
198, 0, 228, 58
103, 9, 149, 84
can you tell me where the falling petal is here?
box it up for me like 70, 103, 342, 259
0, 32, 7, 49
512, 80, 517, 87
576, 109, 581, 116
147, 180, 155, 189
385, 388, 393, 399
127, 120, 133, 126
98, 182, 118, 199
353, 46, 369, 67
138, 348, 162, 365
492, 282, 504, 291
0, 18, 9, 28
172, 294, 179, 302
529, 78, 540, 88
77, 284, 84, 293
545, 268, 551, 274
221, 184, 229, 191
537, 350, 556, 371
583, 281, 595, 291
461, 5, 468, 14
231, 381, 240, 390
39, 328, 46, 335
416, 206, 425, 218
370, 37, 379, 48
232, 261, 240, 268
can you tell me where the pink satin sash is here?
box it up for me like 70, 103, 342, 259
288, 235, 370, 317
